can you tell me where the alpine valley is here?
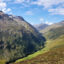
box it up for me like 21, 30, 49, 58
12, 21, 64, 64
0, 11, 64, 64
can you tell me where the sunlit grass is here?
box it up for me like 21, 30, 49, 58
16, 47, 49, 63
0, 60, 6, 64
15, 35, 64, 63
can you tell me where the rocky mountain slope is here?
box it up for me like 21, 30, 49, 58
0, 11, 45, 64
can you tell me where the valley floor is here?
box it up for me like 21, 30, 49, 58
12, 35, 64, 64
13, 46, 64, 64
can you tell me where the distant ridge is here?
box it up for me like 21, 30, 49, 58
34, 23, 49, 31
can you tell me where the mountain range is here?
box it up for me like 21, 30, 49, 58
34, 23, 49, 31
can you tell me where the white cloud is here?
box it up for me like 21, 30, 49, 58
14, 0, 31, 3
0, 0, 1, 1
2, 8, 11, 13
40, 18, 44, 22
0, 2, 6, 9
14, 0, 31, 7
32, 0, 64, 15
15, 0, 25, 3
32, 0, 64, 9
7, 8, 11, 12
48, 7, 64, 15
25, 11, 33, 15
0, 1, 12, 13
40, 17, 53, 25
45, 21, 53, 25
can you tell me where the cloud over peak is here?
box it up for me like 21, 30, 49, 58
0, 0, 12, 13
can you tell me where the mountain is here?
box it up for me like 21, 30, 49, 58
0, 11, 45, 63
34, 23, 49, 31
40, 21, 64, 34
40, 21, 64, 40
13, 21, 64, 64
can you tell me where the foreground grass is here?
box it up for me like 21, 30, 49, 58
14, 46, 64, 64
14, 35, 64, 64
0, 60, 6, 64
15, 47, 49, 63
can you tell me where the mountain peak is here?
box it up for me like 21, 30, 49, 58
34, 23, 49, 31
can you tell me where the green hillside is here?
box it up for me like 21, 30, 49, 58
43, 26, 64, 40
13, 35, 64, 64
14, 46, 64, 64
14, 35, 64, 64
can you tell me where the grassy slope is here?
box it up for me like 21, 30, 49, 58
14, 46, 64, 64
0, 60, 6, 64
43, 26, 64, 40
13, 35, 64, 64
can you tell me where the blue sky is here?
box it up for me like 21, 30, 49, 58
0, 0, 64, 25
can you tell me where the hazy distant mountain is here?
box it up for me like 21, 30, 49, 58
40, 21, 64, 33
0, 11, 45, 63
34, 23, 49, 31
